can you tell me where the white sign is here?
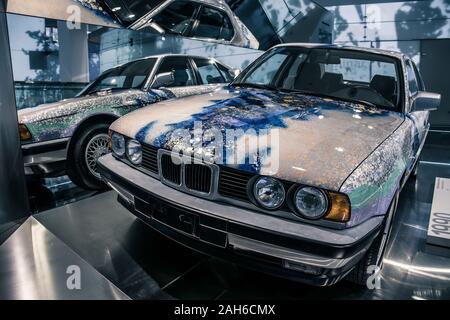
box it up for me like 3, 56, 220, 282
427, 177, 450, 247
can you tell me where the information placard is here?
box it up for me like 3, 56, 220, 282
427, 177, 450, 247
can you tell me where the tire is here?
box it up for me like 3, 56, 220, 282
346, 192, 399, 286
67, 123, 111, 190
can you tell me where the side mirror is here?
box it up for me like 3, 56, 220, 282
229, 68, 241, 79
411, 91, 441, 112
152, 72, 174, 89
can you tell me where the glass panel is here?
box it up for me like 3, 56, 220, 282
240, 47, 401, 110
217, 63, 233, 82
242, 52, 289, 85
155, 57, 195, 87
194, 7, 234, 40
82, 58, 156, 95
407, 62, 419, 95
151, 1, 198, 35
101, 0, 165, 27
194, 58, 225, 84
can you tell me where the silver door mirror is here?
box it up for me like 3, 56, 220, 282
411, 91, 441, 112
152, 72, 174, 89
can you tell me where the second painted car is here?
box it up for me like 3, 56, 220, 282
19, 54, 235, 189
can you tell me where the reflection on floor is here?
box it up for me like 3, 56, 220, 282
0, 217, 128, 300
24, 131, 450, 299
27, 176, 98, 213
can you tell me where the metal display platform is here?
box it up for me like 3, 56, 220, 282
1, 132, 450, 299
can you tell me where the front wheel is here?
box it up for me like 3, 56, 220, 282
346, 192, 399, 286
67, 123, 111, 190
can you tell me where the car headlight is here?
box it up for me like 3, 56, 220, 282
294, 186, 329, 219
18, 124, 32, 141
111, 133, 125, 157
253, 176, 285, 210
126, 139, 142, 165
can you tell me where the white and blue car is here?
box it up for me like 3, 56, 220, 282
98, 44, 440, 286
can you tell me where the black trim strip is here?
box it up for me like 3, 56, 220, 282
22, 139, 68, 156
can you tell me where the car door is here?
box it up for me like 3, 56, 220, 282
406, 60, 429, 153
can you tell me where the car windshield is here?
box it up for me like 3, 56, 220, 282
101, 0, 165, 27
235, 47, 402, 111
81, 58, 156, 96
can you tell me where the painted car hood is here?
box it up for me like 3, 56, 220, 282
111, 87, 404, 191
18, 89, 169, 124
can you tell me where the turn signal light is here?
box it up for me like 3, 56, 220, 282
324, 192, 351, 222
18, 124, 32, 141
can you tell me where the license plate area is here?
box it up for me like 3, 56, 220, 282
153, 203, 198, 236
135, 195, 198, 236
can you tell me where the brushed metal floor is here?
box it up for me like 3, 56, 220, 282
2, 131, 450, 299
0, 217, 128, 300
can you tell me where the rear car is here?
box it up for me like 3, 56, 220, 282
98, 0, 259, 48
19, 54, 235, 189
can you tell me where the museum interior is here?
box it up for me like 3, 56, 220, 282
0, 0, 450, 300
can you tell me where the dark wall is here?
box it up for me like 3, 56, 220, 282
0, 0, 30, 244
420, 39, 450, 130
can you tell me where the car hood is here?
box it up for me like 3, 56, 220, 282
111, 87, 404, 191
17, 89, 170, 124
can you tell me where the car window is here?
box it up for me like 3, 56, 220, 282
102, 0, 165, 27
194, 58, 225, 84
238, 47, 401, 111
154, 56, 196, 87
151, 1, 198, 35
407, 61, 420, 95
282, 53, 308, 88
412, 62, 425, 91
82, 58, 156, 95
243, 52, 289, 85
193, 6, 234, 41
217, 63, 234, 82
324, 59, 397, 83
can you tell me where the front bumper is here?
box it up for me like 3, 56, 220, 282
98, 154, 383, 286
22, 138, 69, 177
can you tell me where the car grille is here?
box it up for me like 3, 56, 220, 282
218, 166, 253, 201
141, 143, 159, 174
160, 153, 181, 185
159, 152, 213, 194
185, 163, 212, 193
139, 145, 289, 208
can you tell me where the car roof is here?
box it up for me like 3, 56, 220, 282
180, 0, 231, 12
109, 54, 231, 70
273, 43, 406, 60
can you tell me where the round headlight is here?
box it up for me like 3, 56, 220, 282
126, 139, 142, 165
253, 176, 285, 210
294, 186, 328, 219
111, 133, 125, 157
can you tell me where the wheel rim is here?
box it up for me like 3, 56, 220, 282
85, 133, 110, 179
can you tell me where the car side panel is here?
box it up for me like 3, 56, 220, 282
340, 117, 416, 227
23, 90, 170, 143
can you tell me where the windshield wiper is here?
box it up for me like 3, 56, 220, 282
280, 88, 377, 108
232, 82, 280, 92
